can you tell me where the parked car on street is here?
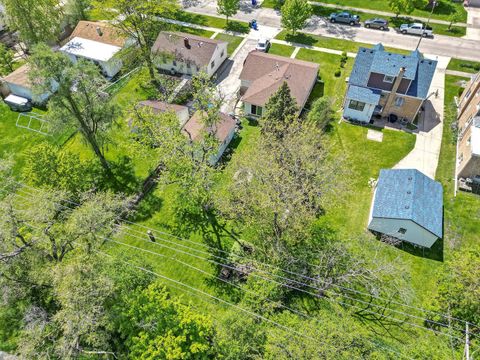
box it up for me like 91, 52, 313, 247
400, 23, 433, 37
329, 12, 360, 25
364, 18, 388, 30
255, 38, 271, 52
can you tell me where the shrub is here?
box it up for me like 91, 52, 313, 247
334, 69, 341, 77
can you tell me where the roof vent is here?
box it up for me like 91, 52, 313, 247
428, 61, 432, 65
407, 191, 411, 194
405, 205, 410, 209
198, 41, 204, 47
184, 37, 190, 49
96, 26, 103, 36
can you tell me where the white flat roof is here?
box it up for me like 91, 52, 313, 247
60, 37, 121, 62
4, 94, 29, 105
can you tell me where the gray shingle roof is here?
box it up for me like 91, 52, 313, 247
349, 44, 437, 100
346, 85, 381, 104
372, 169, 443, 238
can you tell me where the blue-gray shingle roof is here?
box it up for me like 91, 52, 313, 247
372, 169, 443, 238
349, 44, 437, 100
346, 85, 381, 104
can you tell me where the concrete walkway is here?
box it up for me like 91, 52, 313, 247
465, 6, 480, 40
393, 55, 450, 179
445, 69, 475, 78
309, 1, 468, 27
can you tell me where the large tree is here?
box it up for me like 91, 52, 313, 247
28, 44, 119, 175
2, 0, 61, 45
0, 44, 15, 76
388, 0, 426, 17
94, 0, 178, 84
217, 0, 240, 24
281, 0, 312, 36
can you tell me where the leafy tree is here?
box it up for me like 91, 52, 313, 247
94, 0, 178, 84
28, 44, 119, 175
388, 0, 426, 17
63, 0, 92, 26
217, 0, 240, 24
429, 246, 480, 332
307, 96, 335, 131
2, 0, 61, 45
261, 82, 298, 138
281, 0, 312, 36
0, 44, 15, 76
448, 8, 463, 30
116, 282, 216, 359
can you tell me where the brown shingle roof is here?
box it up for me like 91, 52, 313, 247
138, 100, 188, 114
239, 51, 319, 109
69, 21, 126, 47
182, 111, 236, 142
2, 64, 31, 88
152, 31, 227, 68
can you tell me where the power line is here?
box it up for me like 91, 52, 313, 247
13, 187, 472, 337
15, 182, 476, 330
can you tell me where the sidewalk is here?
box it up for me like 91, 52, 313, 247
445, 69, 474, 78
309, 1, 468, 28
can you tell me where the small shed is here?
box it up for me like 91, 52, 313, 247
138, 100, 190, 126
368, 169, 443, 248
2, 64, 54, 104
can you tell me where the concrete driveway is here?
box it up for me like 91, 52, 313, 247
184, 0, 480, 62
393, 55, 450, 179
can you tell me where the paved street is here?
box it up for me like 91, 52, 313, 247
184, 0, 480, 61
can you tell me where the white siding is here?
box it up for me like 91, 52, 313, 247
243, 102, 263, 117
368, 217, 438, 248
343, 98, 375, 122
5, 83, 51, 104
210, 126, 235, 164
63, 52, 122, 78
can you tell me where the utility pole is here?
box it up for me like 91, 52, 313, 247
416, 0, 437, 50
465, 322, 470, 360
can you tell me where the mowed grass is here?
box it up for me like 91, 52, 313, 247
214, 33, 245, 55
305, 0, 467, 23
436, 75, 480, 256
310, 5, 466, 37
275, 30, 412, 55
447, 58, 480, 74
172, 11, 250, 34
268, 43, 295, 57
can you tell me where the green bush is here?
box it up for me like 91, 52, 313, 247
334, 69, 341, 77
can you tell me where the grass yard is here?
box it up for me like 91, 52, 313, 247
304, 0, 467, 23
268, 43, 295, 57
275, 30, 411, 55
172, 11, 250, 34
447, 58, 480, 74
310, 5, 466, 37
214, 33, 245, 55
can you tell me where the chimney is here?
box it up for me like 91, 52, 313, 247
184, 37, 190, 49
96, 26, 103, 36
381, 67, 407, 118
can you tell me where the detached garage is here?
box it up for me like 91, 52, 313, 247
368, 169, 443, 248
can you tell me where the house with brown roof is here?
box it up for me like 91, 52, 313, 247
152, 32, 228, 78
60, 21, 128, 78
138, 100, 190, 126
2, 64, 55, 105
182, 111, 237, 164
239, 51, 319, 117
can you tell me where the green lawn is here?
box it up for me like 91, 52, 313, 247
447, 58, 480, 74
214, 33, 245, 55
303, 0, 467, 23
275, 30, 411, 55
311, 5, 466, 37
172, 11, 250, 34
268, 43, 295, 57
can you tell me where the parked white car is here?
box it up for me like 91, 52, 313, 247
255, 38, 271, 52
400, 23, 433, 37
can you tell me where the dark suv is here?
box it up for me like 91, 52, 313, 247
329, 12, 360, 26
364, 18, 388, 30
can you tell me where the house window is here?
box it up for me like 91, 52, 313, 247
251, 104, 263, 116
211, 60, 215, 69
394, 97, 404, 107
221, 50, 225, 58
465, 89, 472, 99
398, 228, 407, 234
467, 136, 471, 146
348, 100, 366, 112
458, 153, 464, 164
384, 75, 395, 83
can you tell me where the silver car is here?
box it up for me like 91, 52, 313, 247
256, 38, 271, 52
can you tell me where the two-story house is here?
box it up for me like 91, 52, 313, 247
151, 32, 228, 78
343, 44, 437, 123
456, 72, 480, 180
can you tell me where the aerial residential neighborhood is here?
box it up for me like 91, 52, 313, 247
0, 0, 479, 359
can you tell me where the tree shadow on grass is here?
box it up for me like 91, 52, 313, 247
225, 21, 250, 34
284, 33, 317, 46
129, 190, 164, 222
